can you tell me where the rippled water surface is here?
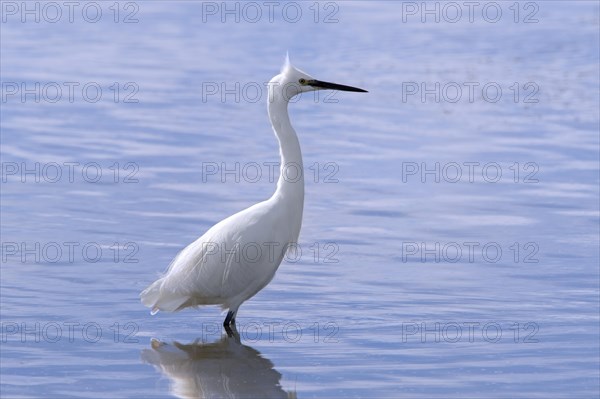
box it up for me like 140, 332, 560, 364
1, 1, 599, 398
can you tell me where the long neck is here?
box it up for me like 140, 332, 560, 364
268, 94, 305, 204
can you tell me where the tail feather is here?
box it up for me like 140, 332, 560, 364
140, 278, 189, 314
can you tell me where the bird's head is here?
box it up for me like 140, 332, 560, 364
268, 54, 367, 103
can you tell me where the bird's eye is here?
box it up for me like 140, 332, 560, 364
299, 78, 306, 85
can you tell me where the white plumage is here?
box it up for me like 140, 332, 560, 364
141, 199, 300, 315
140, 56, 366, 327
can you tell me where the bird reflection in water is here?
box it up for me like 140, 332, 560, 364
141, 326, 296, 399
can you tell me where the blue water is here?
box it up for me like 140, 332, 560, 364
1, 1, 599, 398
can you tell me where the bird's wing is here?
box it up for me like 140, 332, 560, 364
151, 201, 287, 307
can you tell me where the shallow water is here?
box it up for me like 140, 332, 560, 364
1, 1, 599, 398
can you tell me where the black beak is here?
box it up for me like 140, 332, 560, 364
308, 79, 367, 93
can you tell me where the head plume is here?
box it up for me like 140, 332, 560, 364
281, 52, 291, 73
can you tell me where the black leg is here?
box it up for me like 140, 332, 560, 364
223, 310, 236, 327
224, 322, 240, 339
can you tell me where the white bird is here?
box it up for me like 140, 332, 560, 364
140, 56, 367, 330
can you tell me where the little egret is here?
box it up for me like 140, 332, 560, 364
140, 56, 367, 330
